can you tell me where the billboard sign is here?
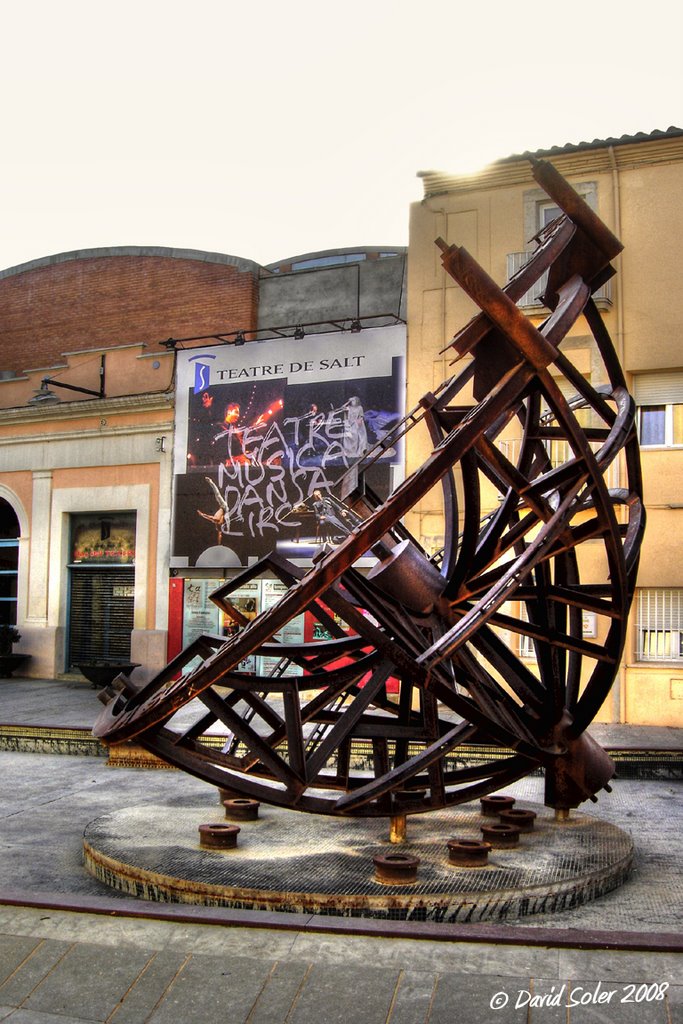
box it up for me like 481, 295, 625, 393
171, 326, 405, 568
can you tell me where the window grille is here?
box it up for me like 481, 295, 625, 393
636, 589, 683, 662
67, 566, 134, 667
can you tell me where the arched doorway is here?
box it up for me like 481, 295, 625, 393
0, 499, 20, 626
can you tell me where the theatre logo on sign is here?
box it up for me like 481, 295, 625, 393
171, 326, 405, 568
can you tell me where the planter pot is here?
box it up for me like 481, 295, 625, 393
77, 662, 140, 688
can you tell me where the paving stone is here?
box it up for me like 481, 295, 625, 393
108, 951, 188, 1024
386, 970, 435, 1024
0, 937, 41, 987
558, 949, 682, 985
245, 960, 310, 1024
0, 908, 296, 962
147, 954, 273, 1024
287, 963, 399, 1024
0, 940, 73, 1006
0, 1007, 15, 1021
439, 943, 559, 979
0, 1011, 100, 1023
428, 972, 527, 1023
21, 943, 154, 1021
289, 932, 560, 977
564, 978, 670, 1022
667, 984, 683, 1024
525, 979, 574, 1022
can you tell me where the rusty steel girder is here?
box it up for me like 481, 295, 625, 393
93, 158, 644, 815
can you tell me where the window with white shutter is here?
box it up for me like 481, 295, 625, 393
633, 371, 683, 448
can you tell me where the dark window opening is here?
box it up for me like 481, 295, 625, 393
0, 499, 19, 626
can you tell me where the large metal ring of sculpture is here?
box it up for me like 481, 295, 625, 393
94, 159, 644, 816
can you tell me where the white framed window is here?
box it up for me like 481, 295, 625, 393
636, 589, 683, 662
511, 182, 611, 309
519, 625, 535, 660
633, 371, 683, 448
522, 181, 598, 244
637, 404, 683, 447
537, 201, 562, 230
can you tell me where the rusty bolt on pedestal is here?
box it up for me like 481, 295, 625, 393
372, 852, 420, 885
389, 813, 407, 844
499, 808, 536, 832
480, 794, 516, 817
198, 823, 241, 849
480, 822, 520, 848
223, 798, 260, 821
447, 838, 491, 867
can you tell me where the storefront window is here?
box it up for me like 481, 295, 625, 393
70, 512, 136, 563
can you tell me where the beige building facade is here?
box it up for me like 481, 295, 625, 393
407, 127, 683, 727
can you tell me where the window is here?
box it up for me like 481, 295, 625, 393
633, 371, 683, 448
510, 182, 612, 309
538, 202, 562, 230
290, 253, 367, 271
637, 404, 683, 447
636, 589, 683, 662
0, 499, 19, 626
523, 181, 597, 244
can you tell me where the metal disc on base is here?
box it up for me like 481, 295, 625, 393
83, 798, 633, 923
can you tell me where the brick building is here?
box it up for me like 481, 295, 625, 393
0, 244, 406, 680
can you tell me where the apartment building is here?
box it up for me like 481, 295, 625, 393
407, 127, 683, 726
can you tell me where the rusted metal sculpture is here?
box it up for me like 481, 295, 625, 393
94, 159, 644, 819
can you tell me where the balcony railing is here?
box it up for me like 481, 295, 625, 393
507, 251, 612, 309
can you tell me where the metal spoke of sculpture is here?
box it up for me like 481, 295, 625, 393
94, 158, 644, 817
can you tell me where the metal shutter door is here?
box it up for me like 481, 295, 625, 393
68, 566, 135, 666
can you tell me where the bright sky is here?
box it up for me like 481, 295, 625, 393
1, 0, 681, 272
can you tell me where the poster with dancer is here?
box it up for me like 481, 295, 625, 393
171, 326, 405, 568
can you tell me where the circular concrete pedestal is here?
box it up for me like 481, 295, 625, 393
83, 798, 633, 923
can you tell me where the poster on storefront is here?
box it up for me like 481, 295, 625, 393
182, 578, 221, 646
257, 579, 305, 678
221, 580, 260, 674
180, 576, 303, 676
171, 326, 405, 568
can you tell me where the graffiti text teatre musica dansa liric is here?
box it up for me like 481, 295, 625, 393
213, 405, 367, 538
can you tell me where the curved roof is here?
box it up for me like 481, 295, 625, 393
0, 245, 262, 282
